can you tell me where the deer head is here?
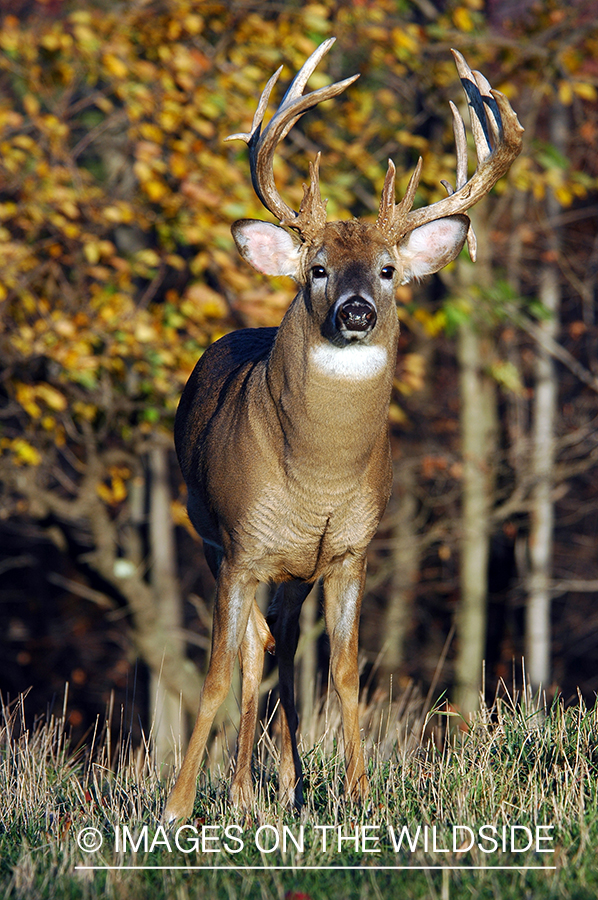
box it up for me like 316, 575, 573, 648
226, 39, 523, 294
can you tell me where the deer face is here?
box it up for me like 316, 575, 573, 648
232, 214, 468, 346
305, 222, 398, 345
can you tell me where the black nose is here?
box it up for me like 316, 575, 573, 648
336, 297, 377, 333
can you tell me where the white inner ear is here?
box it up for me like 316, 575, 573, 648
232, 220, 302, 278
399, 216, 468, 283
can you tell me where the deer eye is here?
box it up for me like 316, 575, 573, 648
380, 266, 395, 280
311, 265, 327, 279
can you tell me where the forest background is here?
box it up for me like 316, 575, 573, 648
1, 0, 597, 767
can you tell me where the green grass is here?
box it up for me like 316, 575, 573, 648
1, 683, 597, 900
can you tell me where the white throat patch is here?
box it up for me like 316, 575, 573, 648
310, 343, 388, 379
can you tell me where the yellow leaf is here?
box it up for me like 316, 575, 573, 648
170, 153, 189, 179
72, 23, 97, 48
104, 203, 134, 224
135, 248, 161, 267
573, 82, 597, 102
555, 185, 573, 206
83, 242, 101, 264
96, 482, 114, 503
15, 383, 42, 418
389, 402, 409, 426
73, 401, 98, 421
401, 353, 426, 392
558, 81, 573, 105
133, 160, 152, 182
183, 283, 228, 320
41, 32, 62, 51
183, 14, 203, 35
41, 114, 68, 137
413, 308, 446, 337
158, 110, 181, 132
69, 10, 92, 22
144, 179, 168, 202
111, 475, 127, 504
23, 94, 40, 117
102, 207, 123, 224
54, 318, 76, 338
139, 122, 164, 143
135, 322, 157, 342
165, 253, 186, 270
391, 27, 419, 55
12, 439, 42, 466
453, 7, 475, 31
103, 53, 128, 79
36, 383, 67, 412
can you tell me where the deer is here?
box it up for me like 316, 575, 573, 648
163, 39, 523, 822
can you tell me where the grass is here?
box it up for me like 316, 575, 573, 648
1, 680, 597, 900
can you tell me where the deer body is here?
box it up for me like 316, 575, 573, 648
176, 223, 398, 585
164, 41, 522, 822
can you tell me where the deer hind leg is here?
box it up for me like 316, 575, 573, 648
230, 599, 275, 808
267, 580, 313, 808
163, 563, 258, 822
323, 557, 368, 801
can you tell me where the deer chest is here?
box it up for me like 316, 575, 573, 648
235, 478, 385, 582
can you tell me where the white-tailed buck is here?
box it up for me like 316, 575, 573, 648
164, 39, 522, 821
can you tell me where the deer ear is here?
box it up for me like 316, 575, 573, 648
232, 220, 303, 278
398, 215, 469, 283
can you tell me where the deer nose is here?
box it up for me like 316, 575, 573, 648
336, 297, 377, 334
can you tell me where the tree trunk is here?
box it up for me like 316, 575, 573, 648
455, 321, 497, 714
454, 205, 498, 715
524, 103, 566, 690
148, 444, 187, 766
381, 461, 420, 683
525, 266, 558, 690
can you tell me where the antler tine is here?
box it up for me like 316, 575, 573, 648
280, 37, 338, 107
444, 98, 477, 260
449, 100, 468, 190
377, 49, 524, 252
226, 39, 359, 240
226, 66, 284, 146
472, 69, 502, 150
451, 50, 493, 165
376, 157, 423, 240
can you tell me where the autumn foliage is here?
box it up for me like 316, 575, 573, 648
2, 0, 597, 482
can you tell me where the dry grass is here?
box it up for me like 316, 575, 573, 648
0, 679, 597, 899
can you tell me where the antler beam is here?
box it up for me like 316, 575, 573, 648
226, 38, 359, 243
376, 50, 524, 257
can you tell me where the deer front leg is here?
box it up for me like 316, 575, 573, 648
163, 564, 258, 822
230, 600, 275, 808
323, 557, 368, 801
267, 580, 313, 808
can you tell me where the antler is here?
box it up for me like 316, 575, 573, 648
376, 50, 524, 259
225, 38, 359, 243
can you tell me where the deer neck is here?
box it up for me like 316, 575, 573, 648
264, 298, 398, 471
